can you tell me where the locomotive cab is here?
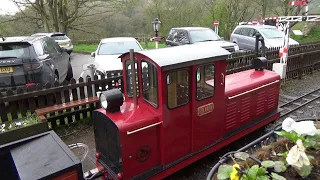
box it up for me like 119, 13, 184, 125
93, 43, 281, 180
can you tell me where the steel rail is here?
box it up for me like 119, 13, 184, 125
279, 87, 320, 118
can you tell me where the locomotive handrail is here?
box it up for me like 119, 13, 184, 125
206, 117, 318, 180
127, 121, 163, 135
228, 80, 280, 100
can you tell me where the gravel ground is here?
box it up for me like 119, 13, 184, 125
56, 70, 320, 180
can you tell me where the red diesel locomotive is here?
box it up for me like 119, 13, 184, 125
92, 43, 281, 180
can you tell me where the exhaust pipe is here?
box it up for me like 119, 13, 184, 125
129, 49, 138, 107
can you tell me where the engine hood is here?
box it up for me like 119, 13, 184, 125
94, 54, 123, 72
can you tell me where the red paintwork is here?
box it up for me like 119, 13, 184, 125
94, 52, 281, 180
225, 69, 280, 97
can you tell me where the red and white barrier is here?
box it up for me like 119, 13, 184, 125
290, 0, 308, 6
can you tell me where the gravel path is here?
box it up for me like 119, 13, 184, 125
56, 70, 320, 180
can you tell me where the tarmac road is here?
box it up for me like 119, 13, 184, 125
70, 53, 95, 80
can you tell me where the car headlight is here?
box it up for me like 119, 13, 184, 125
234, 44, 239, 51
99, 89, 124, 112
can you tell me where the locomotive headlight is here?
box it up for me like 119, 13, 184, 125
99, 89, 124, 112
100, 93, 108, 109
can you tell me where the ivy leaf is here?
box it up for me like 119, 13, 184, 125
261, 160, 275, 168
234, 152, 250, 161
241, 174, 250, 180
271, 172, 286, 180
257, 167, 267, 176
274, 161, 286, 173
277, 152, 288, 157
304, 137, 317, 148
217, 165, 233, 180
256, 176, 269, 180
295, 165, 313, 178
248, 165, 259, 179
275, 131, 299, 142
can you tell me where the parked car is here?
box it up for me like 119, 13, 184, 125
230, 24, 300, 51
31, 32, 73, 54
165, 27, 240, 53
0, 36, 73, 91
90, 37, 144, 75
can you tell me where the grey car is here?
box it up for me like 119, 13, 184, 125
165, 27, 240, 53
0, 36, 73, 91
32, 32, 73, 55
230, 25, 299, 51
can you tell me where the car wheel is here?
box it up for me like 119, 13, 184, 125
66, 62, 73, 81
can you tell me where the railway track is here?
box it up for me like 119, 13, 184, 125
279, 87, 320, 118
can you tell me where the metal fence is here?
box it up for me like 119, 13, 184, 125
1, 42, 320, 127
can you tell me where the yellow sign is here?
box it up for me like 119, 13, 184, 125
0, 67, 13, 73
197, 103, 214, 116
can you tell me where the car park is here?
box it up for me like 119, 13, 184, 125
0, 36, 73, 91
31, 32, 73, 55
230, 24, 300, 51
90, 37, 144, 75
165, 27, 241, 53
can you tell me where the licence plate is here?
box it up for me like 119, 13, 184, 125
61, 44, 68, 47
0, 67, 13, 73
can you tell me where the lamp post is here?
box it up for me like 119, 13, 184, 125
152, 18, 161, 49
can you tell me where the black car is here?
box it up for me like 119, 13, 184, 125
0, 36, 73, 91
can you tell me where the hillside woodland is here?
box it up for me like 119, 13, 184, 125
0, 0, 319, 41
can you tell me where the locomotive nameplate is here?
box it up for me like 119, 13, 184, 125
197, 103, 214, 116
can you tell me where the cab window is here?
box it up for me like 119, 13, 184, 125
126, 59, 139, 97
197, 64, 215, 100
141, 60, 158, 107
167, 70, 189, 109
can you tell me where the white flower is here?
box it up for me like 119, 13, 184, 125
286, 139, 310, 169
291, 121, 317, 136
282, 117, 317, 136
282, 117, 296, 132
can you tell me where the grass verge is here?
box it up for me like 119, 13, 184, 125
73, 41, 166, 54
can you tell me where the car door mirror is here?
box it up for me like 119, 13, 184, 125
91, 52, 95, 57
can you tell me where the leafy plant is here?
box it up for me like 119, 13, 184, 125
0, 113, 41, 133
216, 152, 286, 180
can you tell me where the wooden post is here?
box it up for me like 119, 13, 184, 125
130, 49, 138, 107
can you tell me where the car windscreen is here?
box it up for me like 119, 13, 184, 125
97, 41, 142, 55
259, 28, 284, 39
189, 29, 221, 43
51, 34, 68, 40
0, 43, 31, 59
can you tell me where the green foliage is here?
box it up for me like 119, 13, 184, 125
271, 172, 286, 180
296, 165, 313, 177
0, 113, 41, 133
217, 165, 233, 180
73, 41, 165, 53
261, 161, 275, 168
275, 130, 300, 142
292, 26, 320, 43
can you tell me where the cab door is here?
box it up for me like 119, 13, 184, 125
191, 60, 226, 151
162, 68, 192, 164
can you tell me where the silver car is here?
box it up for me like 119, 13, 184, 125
230, 25, 299, 51
31, 32, 73, 54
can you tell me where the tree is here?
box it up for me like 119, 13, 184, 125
10, 0, 136, 34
